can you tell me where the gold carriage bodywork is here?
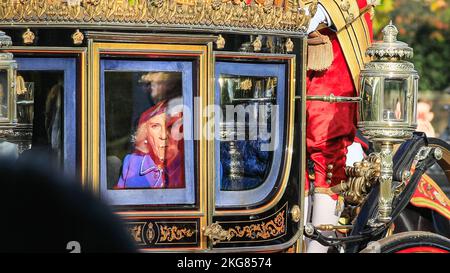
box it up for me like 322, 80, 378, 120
0, 0, 315, 34
0, 0, 316, 252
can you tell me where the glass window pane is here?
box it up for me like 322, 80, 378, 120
100, 60, 195, 207
215, 61, 286, 208
219, 75, 277, 191
0, 71, 8, 118
383, 79, 408, 122
105, 71, 185, 190
361, 77, 380, 122
17, 71, 64, 160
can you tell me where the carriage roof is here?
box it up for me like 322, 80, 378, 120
0, 0, 314, 37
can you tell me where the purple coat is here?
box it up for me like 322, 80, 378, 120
117, 154, 166, 189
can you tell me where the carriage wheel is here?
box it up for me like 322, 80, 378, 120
360, 231, 450, 253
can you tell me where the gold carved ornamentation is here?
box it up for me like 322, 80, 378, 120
72, 29, 84, 45
128, 225, 144, 244
290, 205, 301, 223
22, 28, 35, 45
159, 225, 195, 242
216, 34, 225, 49
146, 222, 155, 243
227, 210, 286, 240
66, 0, 82, 7
203, 222, 231, 245
0, 0, 316, 35
285, 38, 294, 53
204, 209, 286, 245
252, 36, 262, 52
330, 154, 381, 205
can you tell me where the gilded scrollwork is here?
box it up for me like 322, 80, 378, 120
0, 0, 314, 35
159, 225, 195, 242
226, 210, 286, 240
127, 224, 144, 244
333, 154, 381, 205
203, 222, 231, 245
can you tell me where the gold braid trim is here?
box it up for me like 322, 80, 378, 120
318, 0, 372, 88
314, 187, 339, 196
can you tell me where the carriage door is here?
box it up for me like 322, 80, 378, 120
87, 40, 211, 251
208, 52, 304, 252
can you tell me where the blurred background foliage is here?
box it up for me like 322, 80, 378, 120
373, 0, 450, 137
374, 0, 450, 92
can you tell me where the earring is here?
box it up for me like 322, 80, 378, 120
144, 140, 148, 144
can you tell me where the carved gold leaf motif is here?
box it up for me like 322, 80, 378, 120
0, 0, 316, 34
128, 225, 143, 243
159, 225, 195, 242
226, 210, 286, 240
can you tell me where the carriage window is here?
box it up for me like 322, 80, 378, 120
100, 60, 195, 206
218, 75, 277, 191
361, 77, 381, 122
17, 71, 64, 155
14, 58, 77, 174
383, 79, 408, 122
215, 62, 286, 207
0, 71, 8, 119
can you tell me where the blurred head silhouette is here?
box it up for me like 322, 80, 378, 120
0, 150, 137, 253
140, 72, 182, 104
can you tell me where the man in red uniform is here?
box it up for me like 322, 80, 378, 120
303, 0, 375, 252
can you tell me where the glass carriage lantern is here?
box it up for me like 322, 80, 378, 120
358, 22, 419, 223
0, 31, 18, 140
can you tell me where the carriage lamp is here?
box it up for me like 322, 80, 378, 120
358, 22, 419, 223
0, 31, 18, 141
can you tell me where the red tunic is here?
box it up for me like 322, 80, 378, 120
305, 0, 373, 198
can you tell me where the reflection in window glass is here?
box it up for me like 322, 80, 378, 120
218, 75, 277, 191
105, 71, 185, 190
17, 71, 64, 160
0, 71, 8, 118
361, 77, 380, 122
383, 79, 407, 122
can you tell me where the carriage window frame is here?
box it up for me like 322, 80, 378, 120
99, 59, 196, 206
214, 61, 287, 208
15, 57, 77, 175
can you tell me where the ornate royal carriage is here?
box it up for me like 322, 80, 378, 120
0, 0, 449, 253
